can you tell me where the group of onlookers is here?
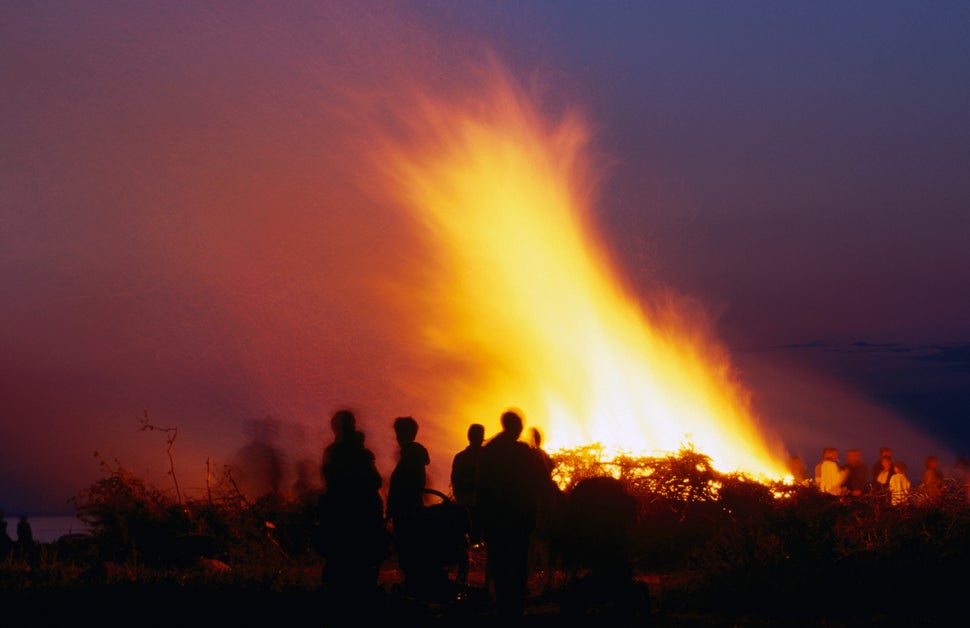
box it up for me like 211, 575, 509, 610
792, 447, 950, 506
314, 407, 556, 619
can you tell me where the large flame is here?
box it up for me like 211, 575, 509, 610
370, 71, 788, 478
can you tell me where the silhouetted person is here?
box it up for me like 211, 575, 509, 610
477, 409, 544, 617
451, 423, 486, 546
844, 449, 869, 497
559, 476, 644, 617
528, 427, 560, 593
386, 416, 434, 596
16, 515, 37, 564
231, 417, 284, 501
0, 510, 12, 561
317, 409, 386, 609
872, 447, 895, 487
919, 455, 945, 506
957, 455, 970, 504
873, 453, 895, 503
292, 457, 317, 499
529, 427, 554, 478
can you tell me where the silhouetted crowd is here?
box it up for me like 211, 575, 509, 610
789, 445, 959, 507
0, 511, 38, 565
312, 407, 589, 619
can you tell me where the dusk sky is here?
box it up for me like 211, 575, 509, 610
2, 2, 969, 515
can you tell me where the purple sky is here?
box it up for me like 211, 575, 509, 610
2, 2, 969, 515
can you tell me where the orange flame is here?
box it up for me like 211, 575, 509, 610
371, 70, 789, 479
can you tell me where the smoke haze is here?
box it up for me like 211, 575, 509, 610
2, 3, 965, 514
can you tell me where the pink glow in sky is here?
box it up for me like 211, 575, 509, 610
2, 2, 968, 514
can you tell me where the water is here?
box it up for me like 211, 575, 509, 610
8, 515, 91, 544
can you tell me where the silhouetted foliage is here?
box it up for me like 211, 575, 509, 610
67, 453, 319, 574
5, 445, 970, 624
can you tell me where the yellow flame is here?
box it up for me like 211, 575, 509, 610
374, 71, 789, 479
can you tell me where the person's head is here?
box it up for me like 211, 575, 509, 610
467, 423, 485, 446
330, 410, 356, 440
926, 455, 938, 469
393, 416, 419, 446
846, 449, 862, 465
824, 447, 838, 462
894, 460, 907, 474
880, 454, 893, 469
500, 409, 524, 439
879, 447, 893, 459
530, 427, 543, 448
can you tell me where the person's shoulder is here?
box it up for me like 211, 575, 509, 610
482, 436, 501, 451
481, 436, 507, 458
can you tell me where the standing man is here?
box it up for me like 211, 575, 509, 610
317, 409, 386, 609
386, 416, 431, 593
451, 423, 486, 547
477, 409, 543, 617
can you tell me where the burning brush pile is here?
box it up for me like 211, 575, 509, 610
546, 444, 970, 620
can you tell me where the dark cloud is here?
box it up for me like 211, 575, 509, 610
914, 343, 970, 372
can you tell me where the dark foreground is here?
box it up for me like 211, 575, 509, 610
2, 580, 956, 627
2, 544, 962, 627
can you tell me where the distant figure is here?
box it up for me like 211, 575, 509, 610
0, 510, 12, 560
919, 455, 945, 505
386, 416, 433, 595
787, 456, 808, 485
872, 453, 895, 502
819, 447, 846, 496
291, 457, 317, 499
451, 423, 486, 546
872, 447, 895, 488
230, 416, 284, 501
959, 456, 970, 504
889, 460, 911, 506
844, 449, 870, 497
477, 409, 544, 617
317, 409, 386, 607
16, 515, 37, 564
